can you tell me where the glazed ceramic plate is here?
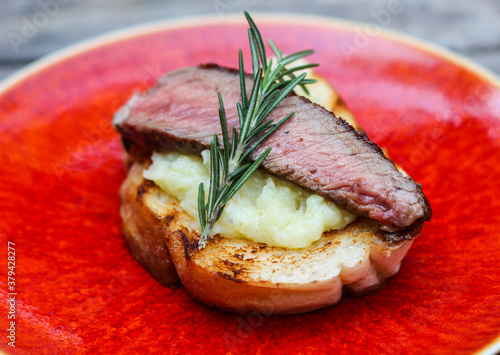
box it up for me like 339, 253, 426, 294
0, 13, 499, 354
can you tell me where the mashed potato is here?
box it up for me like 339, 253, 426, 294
144, 151, 356, 249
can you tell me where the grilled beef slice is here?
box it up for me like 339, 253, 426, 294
114, 64, 431, 234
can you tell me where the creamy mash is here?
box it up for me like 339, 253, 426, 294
143, 151, 356, 249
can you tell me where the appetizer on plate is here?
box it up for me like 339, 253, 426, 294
114, 12, 431, 315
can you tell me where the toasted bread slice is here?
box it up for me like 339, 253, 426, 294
118, 65, 420, 314
120, 158, 416, 315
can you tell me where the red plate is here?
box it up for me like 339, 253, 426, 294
1, 14, 499, 354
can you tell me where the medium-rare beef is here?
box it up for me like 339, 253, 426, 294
114, 64, 431, 234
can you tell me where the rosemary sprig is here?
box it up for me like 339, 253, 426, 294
197, 12, 317, 249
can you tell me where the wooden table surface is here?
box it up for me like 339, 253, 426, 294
1, 0, 499, 81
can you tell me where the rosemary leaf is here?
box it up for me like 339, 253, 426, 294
280, 50, 315, 66
268, 39, 282, 60
242, 119, 275, 143
225, 148, 272, 202
257, 73, 307, 120
208, 135, 219, 215
241, 68, 262, 138
230, 127, 239, 160
248, 29, 260, 80
240, 113, 294, 163
228, 163, 252, 180
217, 92, 230, 169
244, 11, 267, 71
197, 183, 206, 227
238, 50, 247, 110
276, 64, 319, 81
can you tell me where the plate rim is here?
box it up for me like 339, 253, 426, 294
476, 336, 500, 355
0, 12, 499, 96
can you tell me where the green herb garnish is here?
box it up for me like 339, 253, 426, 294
197, 12, 317, 249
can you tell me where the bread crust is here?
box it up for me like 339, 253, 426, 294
119, 159, 416, 315
120, 160, 181, 288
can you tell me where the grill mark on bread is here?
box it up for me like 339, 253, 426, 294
179, 230, 199, 261
137, 179, 156, 198
216, 271, 246, 283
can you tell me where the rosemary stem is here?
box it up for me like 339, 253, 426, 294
228, 146, 244, 175
199, 205, 223, 248
249, 95, 264, 131
196, 12, 316, 249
